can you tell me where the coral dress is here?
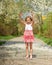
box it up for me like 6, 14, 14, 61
23, 24, 34, 43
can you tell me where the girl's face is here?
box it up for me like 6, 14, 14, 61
26, 17, 31, 23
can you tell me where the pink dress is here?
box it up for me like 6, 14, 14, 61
23, 24, 34, 43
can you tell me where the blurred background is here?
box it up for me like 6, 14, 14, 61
0, 0, 52, 46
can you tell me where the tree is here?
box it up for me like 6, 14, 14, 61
43, 12, 52, 38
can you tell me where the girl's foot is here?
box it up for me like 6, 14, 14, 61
25, 55, 29, 59
30, 55, 32, 59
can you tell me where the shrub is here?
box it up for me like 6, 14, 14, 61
0, 18, 19, 36
43, 12, 52, 38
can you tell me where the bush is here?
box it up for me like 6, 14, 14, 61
33, 24, 39, 34
35, 34, 52, 46
17, 22, 24, 35
0, 18, 19, 36
43, 12, 52, 38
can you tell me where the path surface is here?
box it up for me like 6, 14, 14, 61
0, 36, 52, 65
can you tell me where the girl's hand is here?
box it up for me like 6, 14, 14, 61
19, 12, 26, 25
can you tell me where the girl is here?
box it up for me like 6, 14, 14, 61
19, 12, 34, 59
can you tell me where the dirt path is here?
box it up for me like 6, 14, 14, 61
0, 36, 52, 65
5, 36, 52, 51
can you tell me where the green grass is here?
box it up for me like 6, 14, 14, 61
35, 34, 52, 46
0, 35, 17, 45
0, 41, 6, 45
0, 35, 17, 40
0, 34, 22, 45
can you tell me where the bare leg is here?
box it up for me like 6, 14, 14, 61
25, 42, 29, 58
30, 42, 33, 59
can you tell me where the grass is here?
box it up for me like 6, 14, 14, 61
0, 35, 17, 45
0, 35, 17, 40
0, 34, 52, 46
35, 34, 52, 46
0, 35, 22, 45
0, 41, 6, 45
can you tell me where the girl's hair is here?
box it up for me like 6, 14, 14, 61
25, 16, 33, 21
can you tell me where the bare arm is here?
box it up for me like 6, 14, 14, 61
19, 12, 26, 25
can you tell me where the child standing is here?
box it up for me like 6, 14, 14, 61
19, 12, 34, 59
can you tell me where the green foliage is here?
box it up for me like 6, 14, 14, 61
0, 18, 18, 35
0, 35, 16, 40
0, 41, 6, 45
35, 34, 52, 46
0, 22, 10, 35
33, 24, 39, 34
43, 12, 52, 38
